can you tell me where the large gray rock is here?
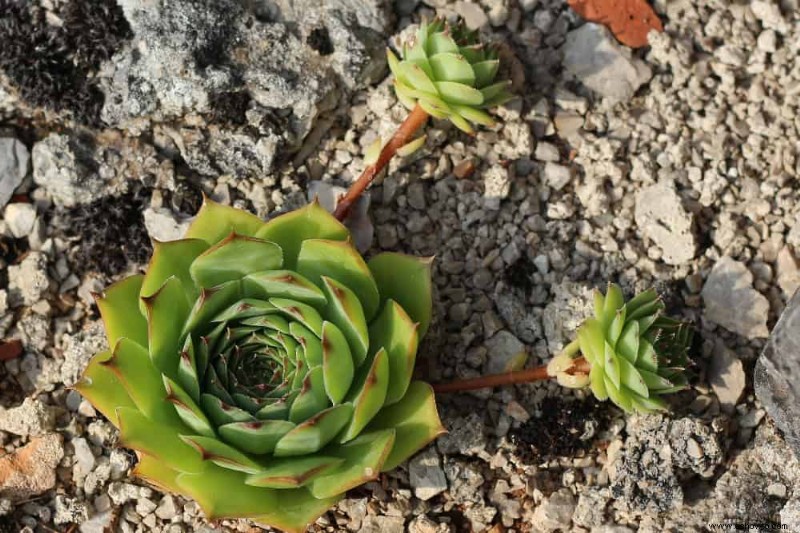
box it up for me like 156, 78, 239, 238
0, 137, 29, 208
562, 23, 652, 102
755, 289, 800, 457
100, 0, 387, 176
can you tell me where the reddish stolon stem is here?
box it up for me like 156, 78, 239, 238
432, 357, 591, 393
333, 104, 430, 221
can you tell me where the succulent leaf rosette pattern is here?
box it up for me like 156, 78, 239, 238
549, 284, 691, 413
388, 18, 513, 134
76, 199, 445, 532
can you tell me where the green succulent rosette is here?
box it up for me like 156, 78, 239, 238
549, 284, 691, 414
387, 18, 513, 134
76, 198, 445, 532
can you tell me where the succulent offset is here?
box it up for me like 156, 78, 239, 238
548, 284, 691, 413
388, 18, 513, 134
76, 198, 445, 532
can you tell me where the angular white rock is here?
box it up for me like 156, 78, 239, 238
635, 182, 696, 265
701, 256, 770, 338
562, 23, 652, 102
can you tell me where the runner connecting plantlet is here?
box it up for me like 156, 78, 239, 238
333, 17, 513, 221
434, 284, 692, 414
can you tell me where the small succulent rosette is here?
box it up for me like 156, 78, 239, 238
548, 284, 691, 413
388, 18, 513, 134
77, 199, 445, 532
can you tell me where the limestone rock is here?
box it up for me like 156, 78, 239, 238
701, 256, 770, 338
0, 433, 64, 502
562, 23, 652, 102
32, 134, 107, 207
0, 397, 57, 437
709, 343, 746, 414
409, 447, 448, 501
0, 137, 29, 208
635, 182, 696, 265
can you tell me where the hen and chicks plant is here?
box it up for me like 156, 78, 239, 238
77, 200, 444, 532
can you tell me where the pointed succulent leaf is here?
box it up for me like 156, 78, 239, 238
288, 366, 329, 423
104, 338, 178, 425
245, 456, 344, 488
480, 80, 512, 102
435, 81, 483, 106
309, 429, 395, 499
164, 376, 216, 437
290, 322, 323, 367
243, 270, 326, 307
428, 53, 476, 85
140, 239, 209, 311
368, 252, 433, 338
190, 234, 283, 288
297, 239, 380, 320
201, 393, 253, 426
185, 197, 264, 245
96, 275, 148, 349
365, 381, 446, 471
321, 321, 354, 405
427, 32, 459, 54
451, 104, 495, 127
369, 301, 418, 405
274, 404, 354, 457
472, 59, 499, 88
218, 419, 296, 455
117, 407, 203, 474
183, 281, 242, 336
255, 200, 349, 269
132, 454, 185, 495
340, 348, 389, 443
176, 465, 339, 533
320, 276, 368, 366
74, 351, 136, 427
181, 435, 263, 474
143, 276, 190, 379
270, 298, 324, 337
397, 62, 439, 94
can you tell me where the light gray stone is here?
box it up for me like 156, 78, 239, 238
32, 134, 107, 207
755, 289, 800, 457
709, 343, 746, 413
0, 138, 29, 208
635, 182, 696, 265
143, 207, 191, 242
543, 162, 572, 191
7, 252, 50, 306
562, 23, 652, 102
0, 397, 57, 437
455, 1, 489, 29
484, 330, 527, 374
532, 489, 575, 533
3, 202, 36, 238
359, 515, 405, 533
701, 256, 770, 338
409, 447, 447, 501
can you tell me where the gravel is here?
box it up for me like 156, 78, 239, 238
0, 0, 799, 530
